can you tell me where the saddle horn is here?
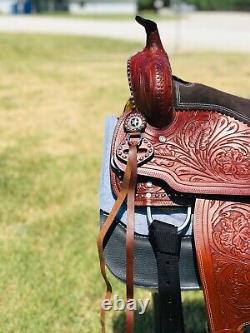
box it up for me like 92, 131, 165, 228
127, 16, 175, 128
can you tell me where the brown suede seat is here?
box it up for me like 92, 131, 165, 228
173, 75, 250, 124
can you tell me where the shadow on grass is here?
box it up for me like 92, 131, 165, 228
113, 307, 154, 333
113, 292, 207, 333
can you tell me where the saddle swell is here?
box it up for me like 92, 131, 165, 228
128, 16, 175, 128
98, 16, 250, 333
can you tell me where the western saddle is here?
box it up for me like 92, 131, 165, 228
97, 16, 250, 333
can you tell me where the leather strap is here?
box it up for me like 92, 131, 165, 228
97, 133, 140, 333
149, 220, 185, 333
97, 156, 132, 333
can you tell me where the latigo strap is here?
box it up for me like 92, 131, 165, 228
97, 132, 141, 333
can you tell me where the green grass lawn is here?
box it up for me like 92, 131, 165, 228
0, 33, 249, 333
37, 10, 181, 21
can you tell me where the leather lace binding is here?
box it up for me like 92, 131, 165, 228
97, 132, 141, 333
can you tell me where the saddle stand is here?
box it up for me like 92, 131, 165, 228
98, 16, 250, 333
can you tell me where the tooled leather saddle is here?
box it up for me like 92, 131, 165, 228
97, 16, 250, 333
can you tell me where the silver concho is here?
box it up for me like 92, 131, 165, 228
124, 113, 146, 133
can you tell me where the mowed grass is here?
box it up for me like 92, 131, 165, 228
0, 32, 249, 333
37, 10, 181, 21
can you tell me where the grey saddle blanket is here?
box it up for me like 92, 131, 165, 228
99, 117, 200, 290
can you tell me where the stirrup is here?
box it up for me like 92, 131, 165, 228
146, 206, 192, 235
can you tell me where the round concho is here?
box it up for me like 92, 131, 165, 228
124, 113, 146, 133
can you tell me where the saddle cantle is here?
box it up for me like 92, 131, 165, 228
98, 16, 250, 333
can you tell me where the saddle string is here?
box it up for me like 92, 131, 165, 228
97, 135, 140, 333
97, 157, 132, 333
125, 142, 138, 333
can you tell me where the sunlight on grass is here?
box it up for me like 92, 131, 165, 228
0, 33, 249, 332
37, 10, 181, 21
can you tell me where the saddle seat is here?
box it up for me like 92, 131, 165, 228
173, 76, 250, 125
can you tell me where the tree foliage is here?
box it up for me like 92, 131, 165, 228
137, 0, 156, 11
185, 0, 250, 10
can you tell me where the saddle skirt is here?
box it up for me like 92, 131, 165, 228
97, 16, 250, 333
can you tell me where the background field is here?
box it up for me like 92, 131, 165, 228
0, 33, 249, 333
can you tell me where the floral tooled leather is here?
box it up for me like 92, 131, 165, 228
214, 209, 250, 255
214, 148, 249, 178
194, 199, 250, 332
112, 109, 250, 197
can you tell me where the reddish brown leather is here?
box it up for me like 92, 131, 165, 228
194, 199, 250, 333
128, 16, 175, 128
111, 170, 180, 207
215, 331, 244, 333
112, 109, 250, 197
97, 138, 141, 333
98, 131, 142, 333
97, 152, 133, 333
111, 101, 179, 206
